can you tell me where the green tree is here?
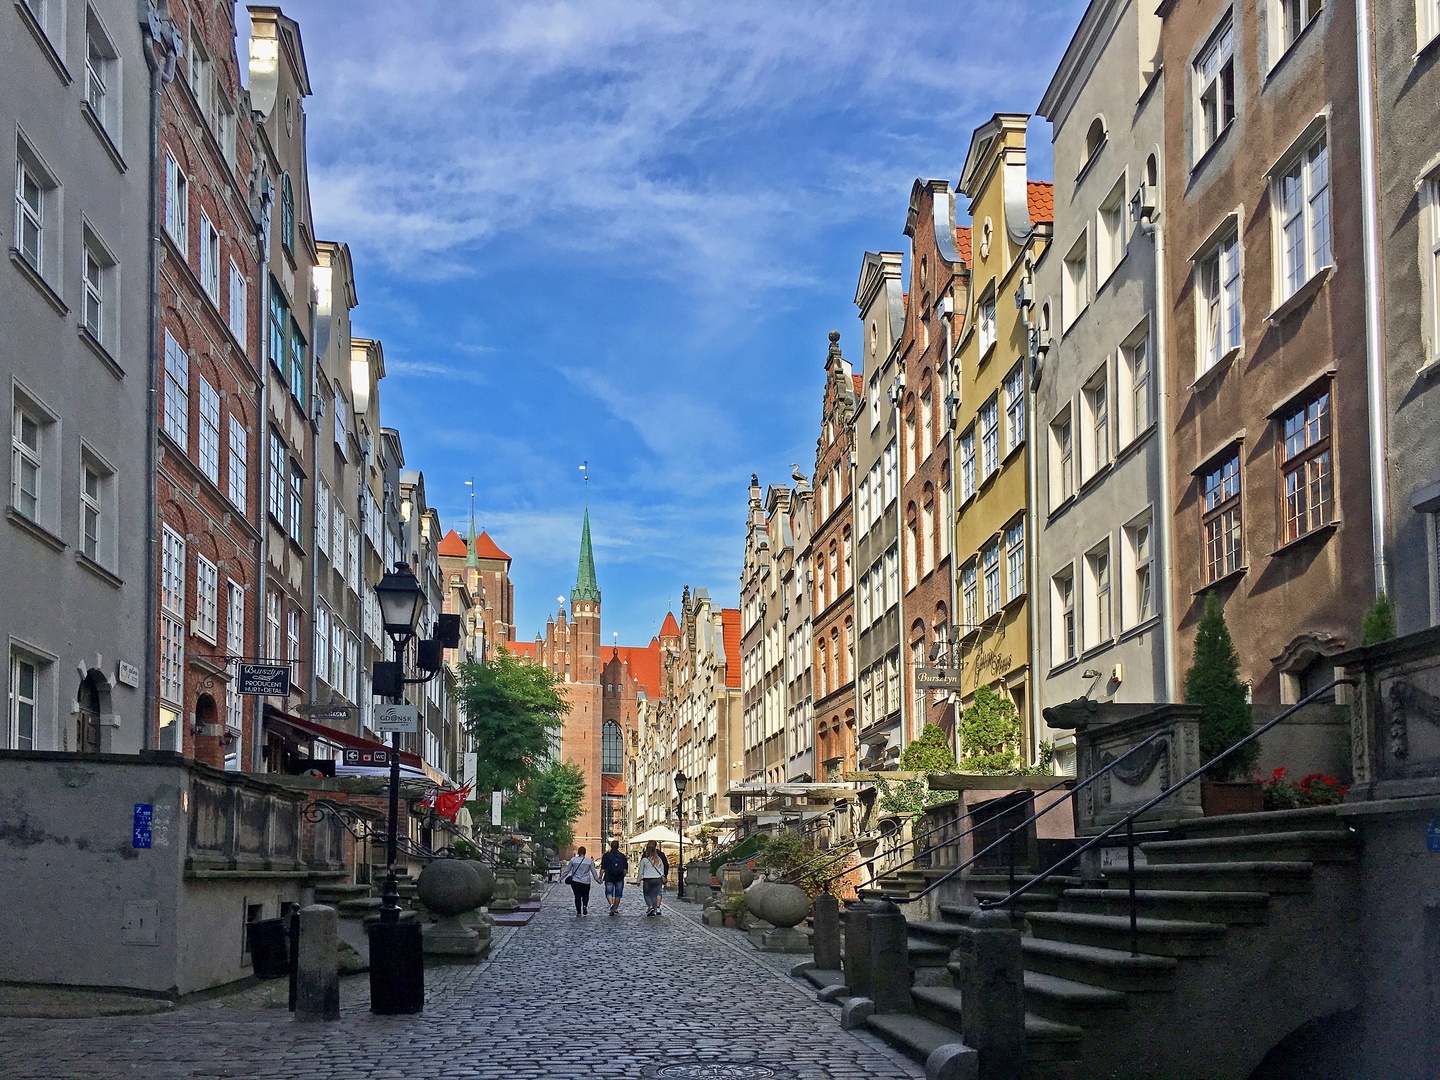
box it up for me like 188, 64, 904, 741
1185, 593, 1257, 780
878, 723, 960, 814
508, 758, 586, 850
1362, 592, 1397, 646
459, 647, 568, 795
958, 687, 1025, 773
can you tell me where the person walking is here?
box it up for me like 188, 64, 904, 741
639, 841, 666, 917
600, 840, 629, 916
561, 846, 600, 916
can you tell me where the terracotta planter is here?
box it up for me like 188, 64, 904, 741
1201, 780, 1264, 817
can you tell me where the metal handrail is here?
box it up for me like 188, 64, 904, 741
976, 678, 1357, 953
876, 730, 1169, 904
779, 807, 941, 884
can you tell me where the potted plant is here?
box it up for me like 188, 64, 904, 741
1186, 595, 1263, 816
722, 893, 746, 928
1261, 768, 1349, 810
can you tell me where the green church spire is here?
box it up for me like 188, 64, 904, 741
571, 507, 601, 604
466, 506, 479, 569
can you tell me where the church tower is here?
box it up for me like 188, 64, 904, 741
562, 507, 605, 851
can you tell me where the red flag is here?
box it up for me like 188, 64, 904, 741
432, 784, 472, 822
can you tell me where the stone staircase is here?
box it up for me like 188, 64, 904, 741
804, 807, 1362, 1080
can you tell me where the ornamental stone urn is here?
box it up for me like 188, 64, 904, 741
490, 867, 519, 913
743, 879, 775, 938
757, 883, 811, 953
417, 860, 489, 961
462, 861, 495, 907
513, 864, 533, 903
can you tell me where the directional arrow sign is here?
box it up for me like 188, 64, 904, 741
374, 704, 419, 733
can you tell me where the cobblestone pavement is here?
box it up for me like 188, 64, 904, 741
0, 886, 922, 1080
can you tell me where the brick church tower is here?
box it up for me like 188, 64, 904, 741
564, 508, 605, 850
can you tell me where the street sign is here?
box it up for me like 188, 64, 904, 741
132, 804, 153, 849
342, 747, 388, 767
915, 666, 964, 690
237, 662, 290, 696
306, 704, 354, 724
374, 704, 419, 733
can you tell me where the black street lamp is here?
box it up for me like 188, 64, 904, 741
370, 563, 426, 1015
674, 770, 687, 900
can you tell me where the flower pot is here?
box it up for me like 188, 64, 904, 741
1201, 780, 1264, 817
723, 915, 737, 928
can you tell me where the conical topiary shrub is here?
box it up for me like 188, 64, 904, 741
1185, 593, 1257, 781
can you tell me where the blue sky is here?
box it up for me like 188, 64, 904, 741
244, 1, 1086, 646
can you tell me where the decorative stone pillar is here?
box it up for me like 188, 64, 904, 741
961, 909, 1025, 1080
294, 904, 339, 1021
490, 867, 519, 912
812, 891, 842, 971
867, 900, 912, 1014
843, 901, 874, 999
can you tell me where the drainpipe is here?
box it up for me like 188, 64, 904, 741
140, 4, 179, 752
944, 290, 960, 749
1355, 0, 1389, 597
251, 179, 273, 772
891, 368, 908, 749
1139, 207, 1179, 703
1021, 255, 1044, 762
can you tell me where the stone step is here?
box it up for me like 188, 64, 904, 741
1060, 887, 1271, 926
1021, 937, 1177, 993
973, 889, 1065, 915
801, 967, 845, 993
907, 939, 952, 968
337, 897, 386, 917
937, 902, 979, 924
865, 1012, 962, 1065
1164, 804, 1348, 839
907, 988, 1084, 1065
1026, 911, 1228, 957
1139, 829, 1359, 866
1104, 860, 1314, 895
313, 882, 373, 903
906, 920, 972, 945
1022, 970, 1128, 1027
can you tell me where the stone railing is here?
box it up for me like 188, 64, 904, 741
186, 766, 309, 872
1074, 704, 1205, 831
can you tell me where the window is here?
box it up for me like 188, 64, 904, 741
199, 213, 220, 305
288, 466, 303, 544
858, 472, 870, 529
1006, 520, 1025, 600
1054, 569, 1076, 663
227, 581, 245, 658
226, 582, 244, 745
331, 622, 344, 688
1198, 231, 1241, 371
334, 393, 349, 454
1196, 20, 1236, 156
1085, 367, 1109, 476
939, 469, 952, 558
1097, 177, 1127, 281
982, 542, 1001, 618
195, 555, 218, 643
287, 610, 301, 669
1088, 544, 1112, 646
960, 428, 977, 501
1427, 180, 1440, 359
1052, 410, 1074, 505
1004, 365, 1025, 454
1277, 134, 1331, 301
921, 497, 935, 575
979, 396, 1000, 478
858, 571, 871, 627
316, 481, 330, 556
268, 286, 289, 380
82, 238, 109, 343
978, 294, 997, 354
603, 720, 623, 774
1129, 335, 1152, 435
266, 591, 281, 660
1202, 452, 1243, 581
1063, 232, 1088, 328
904, 407, 917, 480
10, 655, 38, 750
289, 325, 307, 406
79, 459, 110, 563
188, 31, 211, 119
920, 390, 934, 460
314, 607, 330, 685
15, 158, 44, 274
1280, 0, 1321, 53
1128, 517, 1155, 626
11, 404, 42, 521
348, 523, 361, 595
1085, 117, 1106, 163
163, 332, 188, 448
198, 378, 220, 484
227, 416, 247, 511
164, 152, 187, 253
280, 172, 295, 253
161, 527, 185, 703
962, 562, 979, 629
870, 377, 881, 430
267, 431, 285, 522
885, 548, 899, 610
228, 261, 247, 347
884, 441, 898, 504
1424, 0, 1440, 47
1281, 389, 1333, 541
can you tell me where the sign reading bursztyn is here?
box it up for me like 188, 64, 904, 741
237, 663, 290, 696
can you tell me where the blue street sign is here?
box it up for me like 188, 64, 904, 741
1428, 818, 1440, 852
133, 803, 153, 849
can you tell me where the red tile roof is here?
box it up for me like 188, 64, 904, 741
602, 775, 626, 796
955, 225, 972, 267
474, 530, 510, 562
613, 641, 662, 698
437, 529, 468, 558
721, 608, 742, 688
660, 611, 680, 637
852, 374, 864, 395
506, 640, 538, 660
1027, 181, 1054, 225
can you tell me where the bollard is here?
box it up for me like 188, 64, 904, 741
867, 900, 913, 1014
295, 904, 339, 1022
812, 891, 842, 972
287, 906, 299, 1011
368, 919, 424, 1015
962, 909, 1025, 1080
842, 901, 874, 999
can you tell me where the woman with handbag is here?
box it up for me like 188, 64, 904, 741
561, 846, 600, 915
639, 841, 666, 917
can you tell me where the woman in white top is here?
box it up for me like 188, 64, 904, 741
639, 840, 666, 916
562, 846, 601, 915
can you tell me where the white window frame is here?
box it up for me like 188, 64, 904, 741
1274, 130, 1332, 303
959, 428, 977, 501
1063, 231, 1089, 330
1277, 0, 1322, 58
81, 232, 114, 345
961, 561, 979, 630
1006, 520, 1025, 601
227, 415, 247, 511
9, 651, 40, 750
1126, 332, 1153, 439
199, 212, 220, 305
164, 151, 187, 253
79, 453, 113, 566
1051, 408, 1075, 507
1096, 175, 1128, 283
163, 331, 188, 448
1197, 228, 1242, 373
348, 522, 361, 596
1084, 365, 1110, 478
198, 377, 220, 484
14, 155, 46, 276
1124, 512, 1156, 628
267, 431, 285, 523
978, 292, 997, 355
1085, 541, 1113, 649
1003, 364, 1025, 455
1425, 177, 1440, 365
228, 259, 247, 347
979, 396, 1000, 479
1053, 567, 1077, 665
331, 621, 344, 689
982, 541, 1001, 618
12, 402, 43, 523
316, 480, 331, 556
1422, 0, 1440, 49
1195, 19, 1236, 159
195, 554, 219, 643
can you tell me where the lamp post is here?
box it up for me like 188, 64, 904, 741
370, 563, 427, 1015
674, 770, 687, 900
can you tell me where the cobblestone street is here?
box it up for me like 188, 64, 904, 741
0, 887, 921, 1080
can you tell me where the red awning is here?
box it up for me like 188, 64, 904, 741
263, 706, 425, 770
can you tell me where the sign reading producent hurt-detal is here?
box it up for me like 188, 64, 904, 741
237, 662, 290, 696
374, 704, 419, 733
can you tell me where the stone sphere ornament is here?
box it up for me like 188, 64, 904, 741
759, 882, 810, 928
462, 860, 495, 906
416, 858, 484, 917
743, 879, 774, 919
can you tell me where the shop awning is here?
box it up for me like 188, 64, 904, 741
263, 707, 430, 781
725, 782, 856, 800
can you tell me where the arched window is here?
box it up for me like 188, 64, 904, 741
280, 172, 295, 253
602, 720, 622, 774
1085, 117, 1106, 162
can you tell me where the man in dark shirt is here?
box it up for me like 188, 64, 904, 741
600, 840, 629, 916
